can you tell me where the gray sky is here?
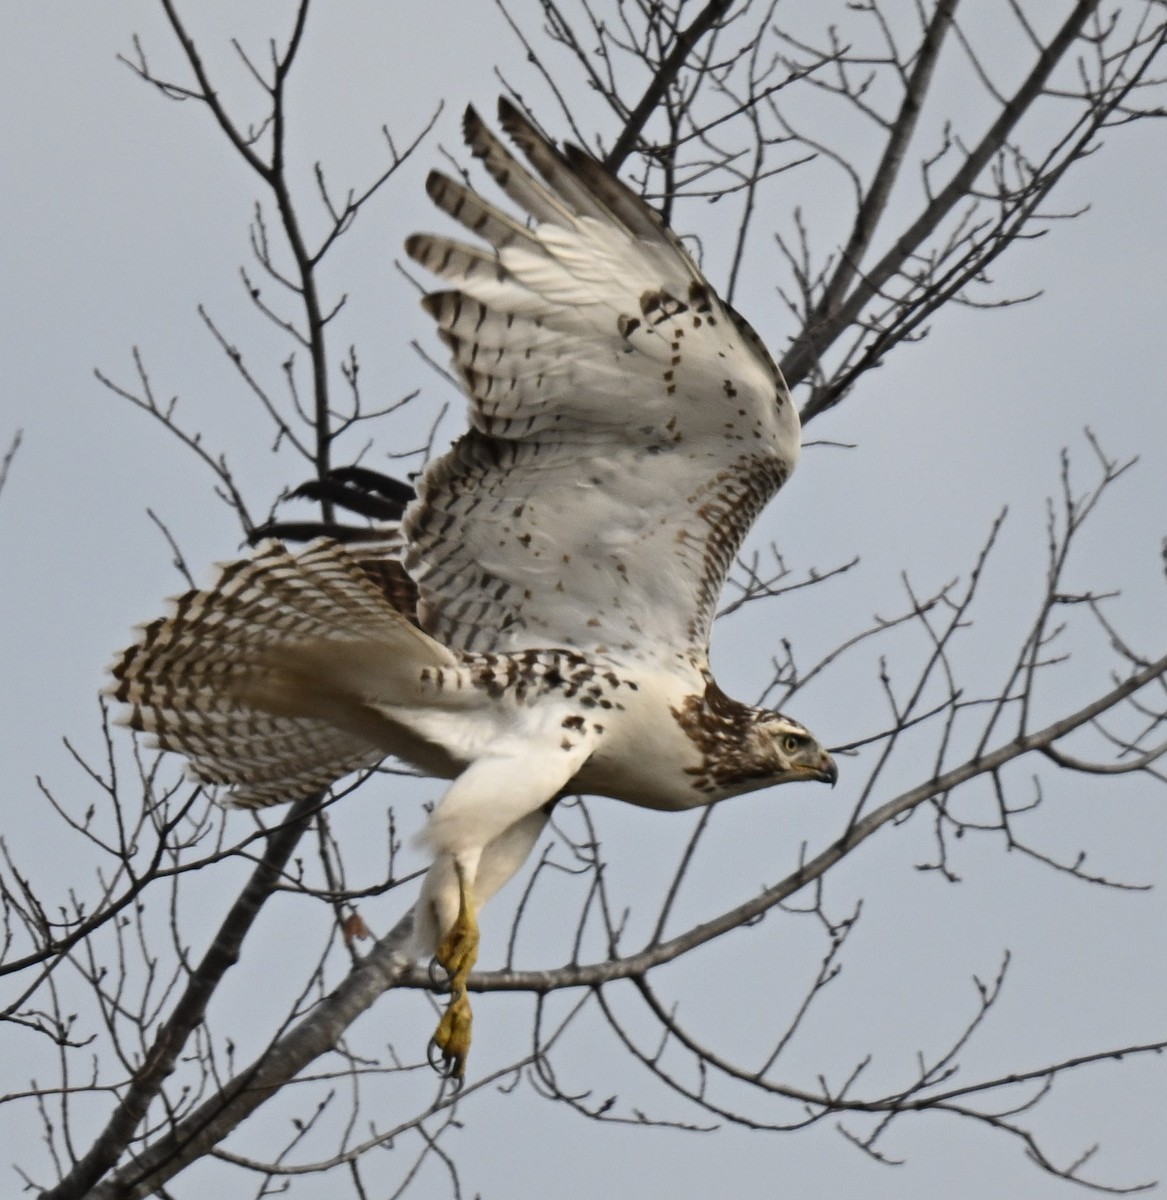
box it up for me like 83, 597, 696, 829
2, 4, 1165, 1197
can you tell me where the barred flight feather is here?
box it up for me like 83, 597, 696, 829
106, 540, 452, 807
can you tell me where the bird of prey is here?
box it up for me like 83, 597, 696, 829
107, 99, 837, 1079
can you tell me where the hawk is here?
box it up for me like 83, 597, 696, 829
107, 99, 837, 1079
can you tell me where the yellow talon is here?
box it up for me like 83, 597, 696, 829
430, 987, 473, 1079
429, 861, 479, 1080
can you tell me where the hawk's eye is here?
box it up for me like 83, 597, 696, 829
782, 734, 801, 755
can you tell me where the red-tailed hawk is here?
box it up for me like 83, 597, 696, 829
108, 99, 836, 1079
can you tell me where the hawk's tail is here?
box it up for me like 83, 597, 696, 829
106, 539, 454, 808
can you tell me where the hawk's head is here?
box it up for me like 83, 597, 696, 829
751, 713, 838, 788
671, 680, 837, 800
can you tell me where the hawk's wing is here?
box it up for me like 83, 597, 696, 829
404, 100, 799, 661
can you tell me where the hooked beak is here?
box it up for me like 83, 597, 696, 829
811, 750, 838, 787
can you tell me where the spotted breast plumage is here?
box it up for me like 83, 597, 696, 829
107, 98, 837, 1079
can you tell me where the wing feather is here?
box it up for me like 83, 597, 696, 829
403, 100, 799, 661
106, 540, 456, 807
462, 104, 574, 226
424, 171, 539, 253
494, 99, 626, 226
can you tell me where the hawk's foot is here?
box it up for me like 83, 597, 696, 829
434, 897, 479, 985
429, 986, 473, 1080
429, 861, 479, 1080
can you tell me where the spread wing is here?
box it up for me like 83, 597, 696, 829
403, 99, 799, 661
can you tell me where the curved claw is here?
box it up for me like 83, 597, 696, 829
428, 954, 453, 990
427, 1032, 465, 1086
429, 988, 473, 1080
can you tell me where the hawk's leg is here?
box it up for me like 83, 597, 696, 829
429, 859, 479, 1080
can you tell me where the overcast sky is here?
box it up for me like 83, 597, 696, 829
2, 4, 1165, 1198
